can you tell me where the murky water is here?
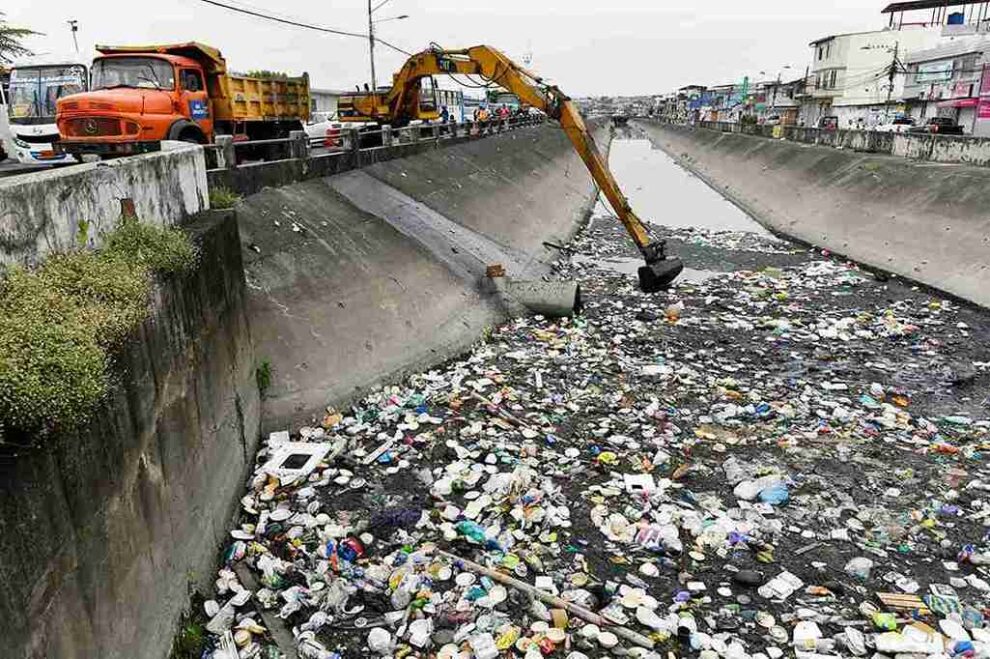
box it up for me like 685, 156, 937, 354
571, 254, 722, 283
601, 138, 768, 235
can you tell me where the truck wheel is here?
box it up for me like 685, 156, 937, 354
178, 129, 206, 144
168, 120, 207, 145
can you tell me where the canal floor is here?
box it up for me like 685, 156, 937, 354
188, 124, 990, 659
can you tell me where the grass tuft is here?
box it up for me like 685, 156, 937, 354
256, 359, 272, 397
0, 217, 195, 438
209, 186, 241, 210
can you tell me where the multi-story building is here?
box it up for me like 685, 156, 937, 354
801, 27, 944, 128
762, 77, 807, 125
801, 0, 990, 128
903, 35, 990, 133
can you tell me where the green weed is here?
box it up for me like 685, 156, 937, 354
0, 217, 194, 438
256, 359, 272, 397
209, 187, 241, 210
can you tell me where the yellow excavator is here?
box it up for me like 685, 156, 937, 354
337, 45, 684, 292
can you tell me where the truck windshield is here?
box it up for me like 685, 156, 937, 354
92, 57, 175, 92
8, 65, 87, 124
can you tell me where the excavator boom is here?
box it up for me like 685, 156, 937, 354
342, 45, 683, 291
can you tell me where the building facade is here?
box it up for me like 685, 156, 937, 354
903, 36, 990, 132
801, 27, 945, 128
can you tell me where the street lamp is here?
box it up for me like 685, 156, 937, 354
67, 19, 79, 54
368, 0, 408, 93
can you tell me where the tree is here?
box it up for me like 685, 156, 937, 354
0, 12, 38, 64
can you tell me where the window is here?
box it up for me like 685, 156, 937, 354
818, 47, 824, 61
830, 70, 838, 89
826, 43, 832, 59
7, 64, 87, 122
181, 69, 204, 92
92, 57, 175, 91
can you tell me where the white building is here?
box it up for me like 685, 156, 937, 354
310, 88, 352, 116
802, 0, 990, 128
801, 27, 945, 128
902, 35, 990, 133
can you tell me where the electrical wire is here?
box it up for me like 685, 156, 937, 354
196, 0, 413, 55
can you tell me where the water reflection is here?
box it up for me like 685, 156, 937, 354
602, 139, 769, 235
571, 254, 723, 283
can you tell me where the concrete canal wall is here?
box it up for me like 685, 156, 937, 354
0, 143, 209, 266
636, 120, 990, 308
697, 119, 990, 168
240, 122, 609, 432
0, 211, 259, 659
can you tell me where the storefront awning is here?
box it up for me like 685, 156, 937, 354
937, 97, 979, 108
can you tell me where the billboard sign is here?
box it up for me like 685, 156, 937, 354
916, 61, 953, 84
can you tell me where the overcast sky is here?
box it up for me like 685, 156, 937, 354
4, 1, 893, 96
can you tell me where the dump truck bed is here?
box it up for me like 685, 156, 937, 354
215, 73, 310, 123
95, 42, 311, 123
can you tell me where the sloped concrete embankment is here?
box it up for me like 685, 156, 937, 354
0, 212, 260, 659
635, 121, 990, 308
240, 122, 609, 431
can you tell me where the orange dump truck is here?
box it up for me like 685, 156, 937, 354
56, 42, 310, 157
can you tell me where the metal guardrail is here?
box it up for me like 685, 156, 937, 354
204, 116, 547, 172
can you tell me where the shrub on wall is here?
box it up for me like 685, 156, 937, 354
0, 217, 195, 441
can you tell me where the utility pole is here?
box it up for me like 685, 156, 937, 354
68, 19, 79, 54
367, 0, 377, 93
884, 41, 900, 124
366, 2, 408, 95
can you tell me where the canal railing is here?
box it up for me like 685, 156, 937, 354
205, 116, 548, 196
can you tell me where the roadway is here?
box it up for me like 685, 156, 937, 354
0, 159, 49, 179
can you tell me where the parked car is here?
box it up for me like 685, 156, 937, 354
873, 117, 916, 133
817, 115, 839, 131
909, 117, 965, 135
305, 111, 342, 147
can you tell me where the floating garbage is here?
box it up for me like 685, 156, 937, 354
195, 210, 990, 658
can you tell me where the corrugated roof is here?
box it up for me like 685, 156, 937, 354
882, 0, 984, 13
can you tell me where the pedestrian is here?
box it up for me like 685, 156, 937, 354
440, 105, 450, 136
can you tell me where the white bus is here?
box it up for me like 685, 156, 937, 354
0, 68, 13, 160
7, 54, 89, 165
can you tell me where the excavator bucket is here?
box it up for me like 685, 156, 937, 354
638, 258, 685, 293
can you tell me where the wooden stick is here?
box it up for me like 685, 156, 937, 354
233, 564, 299, 659
469, 392, 535, 431
438, 550, 655, 650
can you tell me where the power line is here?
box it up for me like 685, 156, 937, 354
196, 0, 413, 55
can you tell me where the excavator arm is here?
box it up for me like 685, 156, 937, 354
346, 45, 683, 291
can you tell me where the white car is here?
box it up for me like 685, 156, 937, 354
305, 112, 378, 148
304, 111, 342, 147
873, 118, 916, 133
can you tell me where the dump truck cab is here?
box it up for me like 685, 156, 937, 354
57, 44, 220, 156
57, 42, 309, 158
